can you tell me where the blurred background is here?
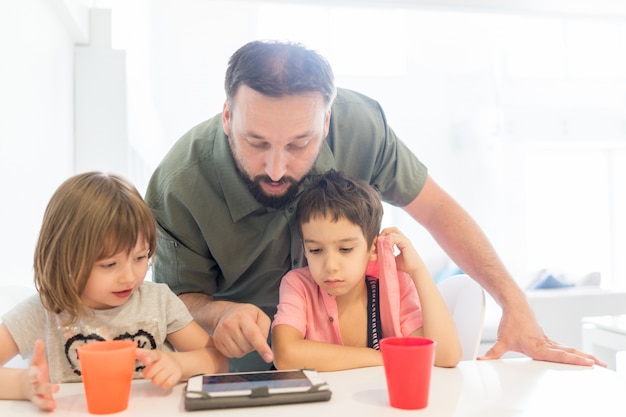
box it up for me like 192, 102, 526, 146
2, 0, 626, 292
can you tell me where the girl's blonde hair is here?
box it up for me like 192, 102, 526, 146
34, 172, 156, 323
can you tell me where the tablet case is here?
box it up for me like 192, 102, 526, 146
184, 377, 332, 411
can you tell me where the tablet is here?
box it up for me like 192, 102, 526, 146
184, 369, 332, 410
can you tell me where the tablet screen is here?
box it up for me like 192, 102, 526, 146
202, 370, 312, 393
187, 369, 328, 397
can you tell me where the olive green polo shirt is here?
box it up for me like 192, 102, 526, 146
145, 88, 427, 371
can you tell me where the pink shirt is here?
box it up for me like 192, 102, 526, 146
272, 236, 423, 344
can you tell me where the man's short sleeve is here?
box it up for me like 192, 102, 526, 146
324, 88, 428, 207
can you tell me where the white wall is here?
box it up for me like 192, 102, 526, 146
0, 0, 88, 288
74, 8, 129, 176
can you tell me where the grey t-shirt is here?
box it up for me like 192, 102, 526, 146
1, 281, 192, 383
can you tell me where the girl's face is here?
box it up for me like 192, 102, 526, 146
81, 238, 150, 310
301, 215, 376, 300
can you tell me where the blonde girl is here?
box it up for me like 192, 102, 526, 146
0, 172, 227, 411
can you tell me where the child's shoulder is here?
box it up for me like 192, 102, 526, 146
139, 280, 170, 290
281, 268, 321, 295
139, 280, 160, 289
283, 267, 315, 283
1, 292, 46, 333
134, 280, 179, 301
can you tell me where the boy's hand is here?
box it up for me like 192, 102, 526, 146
380, 227, 425, 276
23, 340, 58, 412
135, 349, 182, 389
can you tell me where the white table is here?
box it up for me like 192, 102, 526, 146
2, 359, 624, 416
583, 314, 626, 371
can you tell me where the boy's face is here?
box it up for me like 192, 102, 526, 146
81, 237, 150, 310
301, 215, 377, 300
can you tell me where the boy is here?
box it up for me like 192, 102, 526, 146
272, 170, 461, 371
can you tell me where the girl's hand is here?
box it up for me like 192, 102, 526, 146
23, 340, 58, 412
380, 227, 425, 276
135, 349, 182, 389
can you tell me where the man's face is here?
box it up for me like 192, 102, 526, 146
223, 85, 331, 209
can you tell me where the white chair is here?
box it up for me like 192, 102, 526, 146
0, 284, 37, 368
437, 274, 485, 360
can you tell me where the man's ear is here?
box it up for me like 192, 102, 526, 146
323, 109, 331, 137
222, 101, 231, 136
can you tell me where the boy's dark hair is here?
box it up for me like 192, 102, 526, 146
296, 170, 383, 246
225, 40, 337, 108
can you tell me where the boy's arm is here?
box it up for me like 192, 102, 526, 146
381, 227, 462, 367
271, 324, 382, 371
407, 270, 462, 367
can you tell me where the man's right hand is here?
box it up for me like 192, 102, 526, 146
212, 303, 274, 363
179, 293, 274, 363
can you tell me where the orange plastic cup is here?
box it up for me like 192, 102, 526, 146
78, 340, 137, 414
380, 337, 436, 410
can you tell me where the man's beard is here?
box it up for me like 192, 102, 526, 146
228, 136, 307, 209
239, 172, 301, 209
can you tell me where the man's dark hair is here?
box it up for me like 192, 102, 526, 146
225, 40, 336, 106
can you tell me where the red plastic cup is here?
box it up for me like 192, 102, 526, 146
380, 337, 436, 410
78, 340, 137, 414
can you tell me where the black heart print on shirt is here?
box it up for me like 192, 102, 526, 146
65, 330, 157, 376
